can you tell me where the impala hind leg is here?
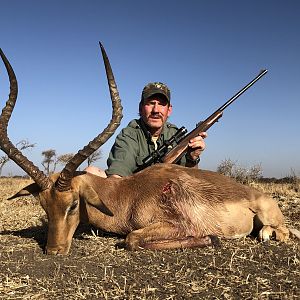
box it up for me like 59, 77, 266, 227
124, 222, 219, 251
255, 197, 289, 242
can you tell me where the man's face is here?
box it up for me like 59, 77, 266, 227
140, 95, 172, 132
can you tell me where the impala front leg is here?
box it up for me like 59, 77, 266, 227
124, 222, 219, 250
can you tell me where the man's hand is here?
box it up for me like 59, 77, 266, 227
187, 132, 207, 161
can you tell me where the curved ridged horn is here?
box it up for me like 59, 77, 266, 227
0, 49, 52, 190
56, 42, 123, 191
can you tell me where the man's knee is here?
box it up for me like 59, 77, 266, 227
84, 166, 107, 178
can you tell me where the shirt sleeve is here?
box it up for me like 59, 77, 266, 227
106, 128, 139, 177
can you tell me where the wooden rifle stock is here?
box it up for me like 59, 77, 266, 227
162, 69, 268, 164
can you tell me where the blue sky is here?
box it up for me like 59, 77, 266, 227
0, 0, 299, 178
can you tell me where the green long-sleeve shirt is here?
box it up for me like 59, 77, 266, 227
106, 118, 187, 177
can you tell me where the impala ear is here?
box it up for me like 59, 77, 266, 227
8, 183, 41, 200
80, 185, 113, 217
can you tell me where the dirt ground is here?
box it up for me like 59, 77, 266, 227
0, 178, 299, 299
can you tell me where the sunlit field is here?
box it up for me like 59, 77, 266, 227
0, 177, 299, 299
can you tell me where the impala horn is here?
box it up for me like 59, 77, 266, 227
0, 48, 52, 190
55, 42, 123, 191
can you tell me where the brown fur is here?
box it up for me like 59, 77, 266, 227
12, 163, 292, 254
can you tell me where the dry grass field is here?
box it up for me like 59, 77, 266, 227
0, 177, 299, 299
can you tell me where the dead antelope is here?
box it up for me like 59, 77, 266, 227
0, 44, 298, 255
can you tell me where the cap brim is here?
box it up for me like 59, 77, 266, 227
142, 88, 170, 103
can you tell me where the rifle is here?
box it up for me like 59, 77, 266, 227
140, 69, 268, 168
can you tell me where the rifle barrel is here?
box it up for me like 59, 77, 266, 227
218, 69, 268, 112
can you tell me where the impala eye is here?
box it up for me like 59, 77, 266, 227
69, 200, 79, 213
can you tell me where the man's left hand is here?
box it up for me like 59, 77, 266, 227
187, 132, 207, 160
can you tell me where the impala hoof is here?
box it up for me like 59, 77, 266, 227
209, 235, 221, 248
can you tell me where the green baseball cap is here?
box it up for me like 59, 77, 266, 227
141, 82, 171, 104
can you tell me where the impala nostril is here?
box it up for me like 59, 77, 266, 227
46, 245, 67, 255
45, 248, 59, 255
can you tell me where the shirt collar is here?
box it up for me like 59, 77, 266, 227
137, 118, 168, 141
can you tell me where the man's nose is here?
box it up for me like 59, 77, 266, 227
152, 103, 159, 112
